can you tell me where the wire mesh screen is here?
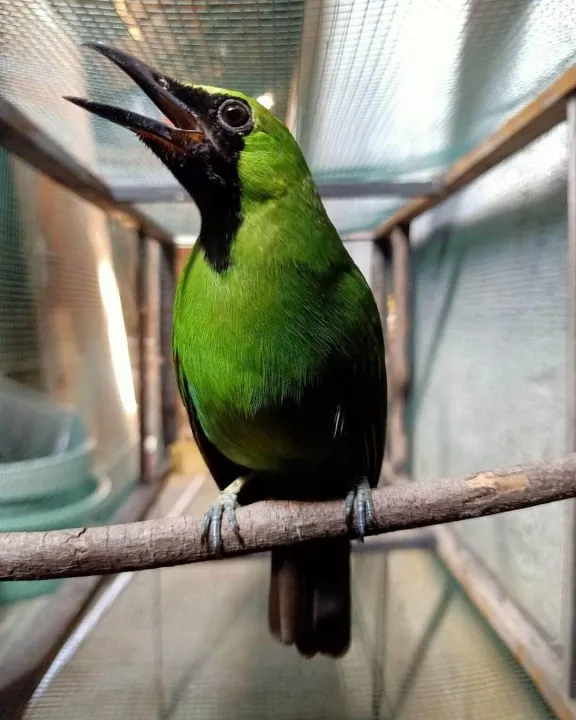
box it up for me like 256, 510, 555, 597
410, 123, 568, 646
0, 0, 304, 195
0, 151, 43, 390
0, 148, 155, 606
1, 0, 574, 237
294, 0, 576, 231
109, 217, 140, 397
135, 204, 201, 240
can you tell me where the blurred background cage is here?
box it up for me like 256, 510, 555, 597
0, 0, 576, 718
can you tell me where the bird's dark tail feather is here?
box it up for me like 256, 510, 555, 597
268, 538, 351, 658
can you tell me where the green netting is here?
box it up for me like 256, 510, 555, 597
135, 203, 201, 239
0, 0, 304, 194
410, 123, 568, 645
299, 0, 576, 176
1, 0, 574, 236
108, 217, 140, 401
0, 150, 43, 388
0, 149, 151, 602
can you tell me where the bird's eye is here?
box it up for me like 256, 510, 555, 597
218, 99, 252, 133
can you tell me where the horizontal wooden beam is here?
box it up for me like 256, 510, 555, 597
0, 454, 575, 581
110, 180, 441, 205
0, 96, 174, 247
319, 180, 441, 199
373, 63, 576, 242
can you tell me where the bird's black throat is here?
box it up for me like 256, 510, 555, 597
187, 165, 242, 273
171, 147, 243, 274
195, 182, 242, 273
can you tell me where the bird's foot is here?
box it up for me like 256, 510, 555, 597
201, 478, 245, 557
345, 479, 375, 541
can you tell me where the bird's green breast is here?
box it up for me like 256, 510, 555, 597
172, 189, 379, 470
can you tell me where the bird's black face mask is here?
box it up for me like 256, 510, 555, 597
67, 43, 255, 270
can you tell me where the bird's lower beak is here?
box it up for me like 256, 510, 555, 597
65, 43, 204, 152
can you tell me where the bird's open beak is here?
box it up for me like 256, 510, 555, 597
65, 43, 205, 152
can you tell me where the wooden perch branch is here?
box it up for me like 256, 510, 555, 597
1, 454, 576, 581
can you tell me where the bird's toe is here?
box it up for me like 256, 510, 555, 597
345, 480, 375, 541
200, 491, 242, 557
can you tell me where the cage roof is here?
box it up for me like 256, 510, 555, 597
0, 0, 574, 237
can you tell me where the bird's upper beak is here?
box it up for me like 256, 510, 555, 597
65, 43, 205, 152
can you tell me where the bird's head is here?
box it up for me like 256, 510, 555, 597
66, 44, 309, 214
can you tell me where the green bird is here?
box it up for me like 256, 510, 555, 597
67, 44, 386, 658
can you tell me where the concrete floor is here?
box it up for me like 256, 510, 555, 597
22, 446, 555, 720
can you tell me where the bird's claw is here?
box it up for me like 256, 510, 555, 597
201, 491, 242, 557
345, 480, 375, 541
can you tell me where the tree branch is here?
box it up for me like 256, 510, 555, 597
1, 454, 576, 581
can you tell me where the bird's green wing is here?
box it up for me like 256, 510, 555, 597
364, 337, 387, 488
347, 317, 387, 488
173, 350, 245, 490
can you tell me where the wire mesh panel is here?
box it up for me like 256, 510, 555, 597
410, 123, 568, 646
135, 203, 201, 240
3, 0, 573, 238
109, 216, 140, 398
11, 156, 141, 503
296, 0, 576, 231
297, 0, 576, 175
0, 146, 175, 717
0, 0, 305, 198
0, 151, 44, 390
0, 149, 155, 593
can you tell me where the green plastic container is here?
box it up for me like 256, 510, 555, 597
0, 377, 111, 603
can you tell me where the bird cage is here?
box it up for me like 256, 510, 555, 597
0, 1, 575, 719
